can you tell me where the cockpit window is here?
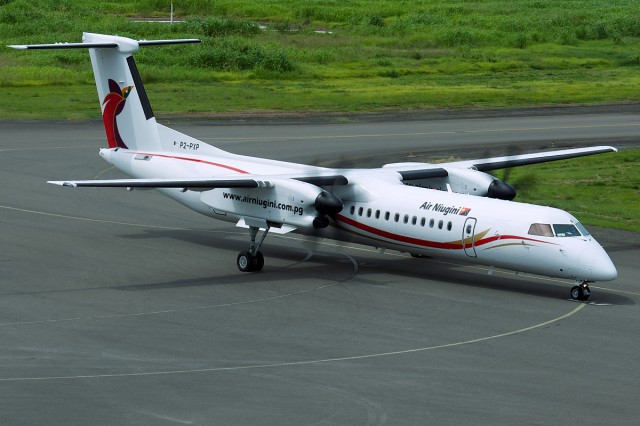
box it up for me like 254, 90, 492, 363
553, 224, 581, 237
528, 223, 554, 237
575, 222, 590, 236
529, 222, 588, 237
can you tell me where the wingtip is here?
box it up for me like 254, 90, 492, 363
7, 45, 27, 50
47, 181, 77, 187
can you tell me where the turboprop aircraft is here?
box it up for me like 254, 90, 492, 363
9, 33, 618, 301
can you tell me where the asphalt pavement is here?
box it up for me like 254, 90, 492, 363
0, 112, 639, 425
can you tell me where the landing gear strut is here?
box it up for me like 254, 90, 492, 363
570, 281, 591, 301
237, 225, 269, 272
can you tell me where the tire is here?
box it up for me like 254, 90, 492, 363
570, 286, 581, 300
253, 251, 264, 271
237, 251, 254, 272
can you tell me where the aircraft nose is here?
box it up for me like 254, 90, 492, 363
579, 244, 618, 281
593, 255, 618, 281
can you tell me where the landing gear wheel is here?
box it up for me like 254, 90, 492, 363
570, 283, 591, 301
238, 225, 270, 273
253, 251, 264, 271
237, 251, 254, 272
237, 251, 264, 272
570, 286, 581, 301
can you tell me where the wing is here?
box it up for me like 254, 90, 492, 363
454, 145, 618, 172
384, 145, 617, 181
50, 146, 616, 190
48, 174, 348, 190
402, 145, 617, 174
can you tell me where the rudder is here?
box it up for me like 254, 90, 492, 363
9, 32, 200, 152
86, 32, 184, 151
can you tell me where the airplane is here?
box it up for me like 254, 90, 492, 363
9, 32, 618, 301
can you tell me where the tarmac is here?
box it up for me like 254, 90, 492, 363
0, 112, 638, 425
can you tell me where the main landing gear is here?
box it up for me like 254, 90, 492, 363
570, 281, 591, 301
237, 225, 269, 272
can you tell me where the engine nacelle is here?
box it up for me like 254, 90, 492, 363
200, 179, 342, 228
404, 167, 516, 200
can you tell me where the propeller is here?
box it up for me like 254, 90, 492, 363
310, 154, 355, 228
487, 179, 516, 200
313, 190, 343, 228
498, 144, 522, 182
487, 144, 521, 201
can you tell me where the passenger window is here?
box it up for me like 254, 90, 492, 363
375, 210, 380, 219
412, 216, 417, 225
528, 223, 553, 237
394, 213, 400, 222
403, 214, 409, 224
350, 205, 355, 215
447, 221, 452, 231
438, 220, 443, 229
367, 208, 372, 218
358, 207, 363, 216
553, 224, 581, 237
420, 218, 426, 227
385, 212, 390, 221
429, 218, 435, 228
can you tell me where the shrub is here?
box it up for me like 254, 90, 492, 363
576, 22, 609, 40
186, 17, 260, 37
558, 28, 578, 45
368, 15, 385, 27
190, 38, 294, 72
512, 33, 529, 49
0, 0, 46, 24
436, 29, 476, 48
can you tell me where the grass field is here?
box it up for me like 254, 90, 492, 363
0, 1, 638, 232
498, 147, 640, 232
1, 0, 640, 118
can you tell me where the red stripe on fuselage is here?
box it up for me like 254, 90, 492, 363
135, 152, 249, 175
335, 214, 553, 250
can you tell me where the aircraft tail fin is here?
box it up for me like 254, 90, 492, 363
9, 33, 200, 152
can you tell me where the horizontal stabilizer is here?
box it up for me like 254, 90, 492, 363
8, 38, 200, 51
8, 42, 118, 50
138, 39, 202, 47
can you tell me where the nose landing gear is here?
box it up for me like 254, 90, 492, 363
570, 282, 591, 301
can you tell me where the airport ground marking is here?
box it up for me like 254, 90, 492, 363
0, 304, 585, 382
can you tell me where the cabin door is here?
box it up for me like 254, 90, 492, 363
463, 217, 477, 258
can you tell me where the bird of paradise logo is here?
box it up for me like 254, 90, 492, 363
102, 79, 133, 149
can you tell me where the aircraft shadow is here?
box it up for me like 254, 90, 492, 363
358, 256, 634, 306
119, 228, 635, 305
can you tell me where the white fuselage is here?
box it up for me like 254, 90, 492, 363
101, 138, 617, 283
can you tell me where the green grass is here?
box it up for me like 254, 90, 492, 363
1, 0, 640, 118
506, 148, 640, 232
1, 1, 638, 233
